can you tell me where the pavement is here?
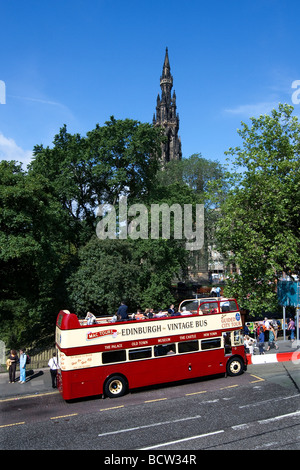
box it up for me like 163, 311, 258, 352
0, 367, 57, 400
0, 338, 299, 401
246, 337, 300, 365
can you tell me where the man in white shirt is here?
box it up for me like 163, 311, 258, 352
48, 353, 58, 388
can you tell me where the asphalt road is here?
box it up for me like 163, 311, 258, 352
1, 361, 300, 452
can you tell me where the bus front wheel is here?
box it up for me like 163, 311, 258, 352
226, 356, 244, 376
104, 375, 127, 398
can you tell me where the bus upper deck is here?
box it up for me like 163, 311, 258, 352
58, 297, 238, 327
56, 297, 242, 353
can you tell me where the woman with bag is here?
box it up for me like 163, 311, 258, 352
7, 349, 18, 383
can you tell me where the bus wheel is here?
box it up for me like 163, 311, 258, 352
104, 375, 127, 398
226, 357, 244, 376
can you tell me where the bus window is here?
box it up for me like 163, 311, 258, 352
154, 344, 176, 356
129, 348, 152, 361
201, 338, 221, 350
199, 301, 218, 314
180, 300, 199, 314
102, 350, 126, 364
229, 300, 238, 312
233, 330, 243, 346
178, 340, 199, 353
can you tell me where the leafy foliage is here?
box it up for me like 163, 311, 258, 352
213, 104, 300, 316
0, 161, 71, 347
0, 118, 187, 347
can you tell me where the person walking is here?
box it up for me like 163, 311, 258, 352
267, 326, 279, 351
288, 318, 295, 342
48, 352, 58, 388
258, 327, 265, 355
19, 349, 27, 383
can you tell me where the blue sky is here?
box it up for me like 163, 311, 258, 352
1, 0, 300, 169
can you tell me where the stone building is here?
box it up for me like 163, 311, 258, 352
153, 48, 182, 164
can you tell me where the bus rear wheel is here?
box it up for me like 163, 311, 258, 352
104, 375, 127, 398
226, 356, 244, 376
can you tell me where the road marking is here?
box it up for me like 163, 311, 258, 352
0, 421, 25, 428
99, 405, 124, 411
231, 410, 300, 433
239, 393, 300, 408
185, 390, 207, 396
231, 423, 254, 431
140, 430, 225, 450
144, 398, 167, 403
50, 413, 78, 420
258, 410, 300, 424
98, 415, 202, 437
0, 390, 59, 403
254, 441, 278, 449
250, 374, 265, 383
219, 384, 239, 390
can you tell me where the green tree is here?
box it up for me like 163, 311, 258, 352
213, 104, 300, 315
87, 117, 165, 204
66, 236, 186, 315
156, 153, 227, 200
67, 181, 198, 314
0, 118, 166, 345
29, 117, 165, 245
155, 153, 229, 280
0, 161, 70, 348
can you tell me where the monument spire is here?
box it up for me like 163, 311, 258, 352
153, 48, 182, 164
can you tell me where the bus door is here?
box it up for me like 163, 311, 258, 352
223, 330, 244, 355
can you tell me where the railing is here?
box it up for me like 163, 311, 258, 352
27, 347, 56, 369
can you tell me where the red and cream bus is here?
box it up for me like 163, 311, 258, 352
55, 298, 247, 400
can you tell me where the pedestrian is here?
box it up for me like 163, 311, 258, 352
244, 335, 255, 354
243, 323, 250, 336
288, 318, 295, 342
263, 318, 270, 342
258, 327, 265, 355
19, 349, 27, 383
255, 322, 260, 340
272, 320, 279, 341
266, 326, 279, 351
48, 352, 58, 388
7, 349, 18, 383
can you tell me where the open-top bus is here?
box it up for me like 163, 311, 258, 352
55, 298, 247, 400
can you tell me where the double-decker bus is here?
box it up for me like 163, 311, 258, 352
55, 298, 247, 400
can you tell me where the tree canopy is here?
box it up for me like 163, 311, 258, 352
1, 118, 204, 348
0, 160, 70, 347
212, 104, 300, 316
